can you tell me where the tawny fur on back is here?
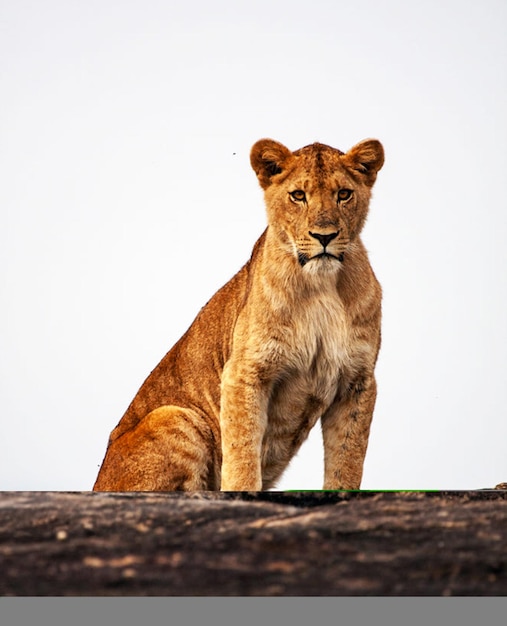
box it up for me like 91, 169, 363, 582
93, 137, 384, 491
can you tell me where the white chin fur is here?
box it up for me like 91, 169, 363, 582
302, 256, 342, 276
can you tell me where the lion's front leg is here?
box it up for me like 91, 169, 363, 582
219, 360, 269, 491
321, 375, 377, 490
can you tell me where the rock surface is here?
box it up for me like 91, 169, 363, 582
1, 490, 506, 596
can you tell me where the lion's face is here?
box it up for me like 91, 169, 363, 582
250, 139, 384, 273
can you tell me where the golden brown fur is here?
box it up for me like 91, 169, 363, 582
93, 137, 384, 491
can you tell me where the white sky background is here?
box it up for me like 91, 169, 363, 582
1, 0, 506, 491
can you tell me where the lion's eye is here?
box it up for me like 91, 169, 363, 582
289, 190, 306, 202
337, 189, 353, 202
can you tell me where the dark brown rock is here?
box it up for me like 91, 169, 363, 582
0, 490, 506, 596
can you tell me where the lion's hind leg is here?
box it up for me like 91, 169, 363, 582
93, 405, 219, 491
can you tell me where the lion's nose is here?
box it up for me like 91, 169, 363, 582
308, 231, 339, 248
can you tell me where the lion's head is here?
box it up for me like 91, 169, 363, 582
250, 138, 384, 273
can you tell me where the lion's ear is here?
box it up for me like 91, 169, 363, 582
342, 139, 384, 186
250, 139, 293, 189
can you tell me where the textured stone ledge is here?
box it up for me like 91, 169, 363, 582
0, 490, 506, 596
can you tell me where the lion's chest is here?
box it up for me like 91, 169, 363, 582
265, 293, 356, 425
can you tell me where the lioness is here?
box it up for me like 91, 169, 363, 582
93, 137, 384, 491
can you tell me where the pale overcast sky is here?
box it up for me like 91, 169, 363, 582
1, 0, 506, 490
